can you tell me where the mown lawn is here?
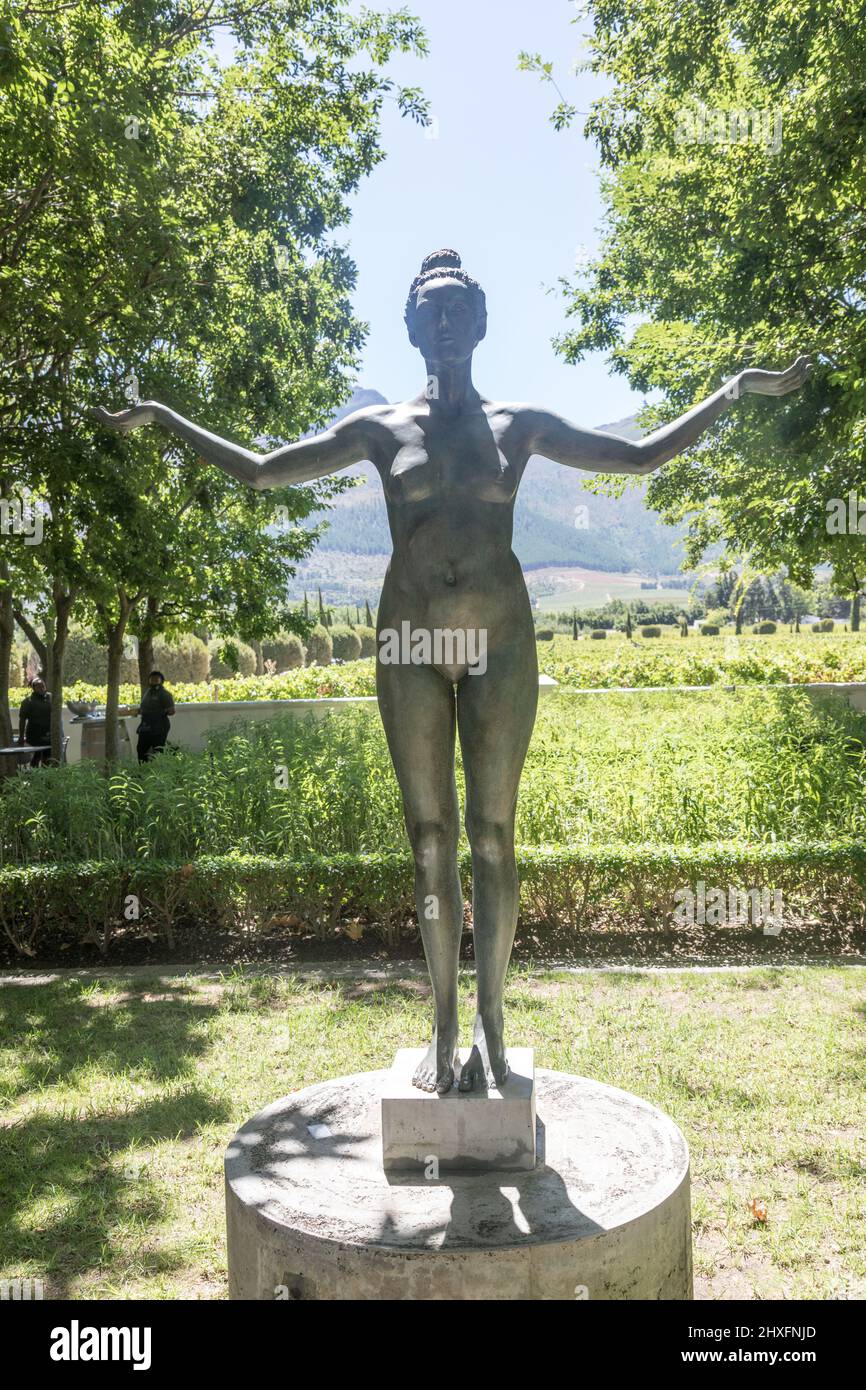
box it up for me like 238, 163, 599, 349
0, 965, 862, 1299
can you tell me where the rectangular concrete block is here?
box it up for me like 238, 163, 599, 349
381, 1048, 536, 1173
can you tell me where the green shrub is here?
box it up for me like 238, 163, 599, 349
208, 639, 257, 678
62, 630, 138, 684
60, 632, 103, 685
640, 625, 662, 638
705, 608, 729, 628
304, 624, 333, 666
536, 628, 555, 641
701, 624, 720, 636
330, 625, 362, 662
752, 621, 777, 635
153, 634, 209, 684
2, 840, 864, 957
262, 632, 304, 671
355, 625, 377, 658
820, 619, 835, 633
590, 628, 607, 640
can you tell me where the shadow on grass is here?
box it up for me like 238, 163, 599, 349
0, 979, 229, 1296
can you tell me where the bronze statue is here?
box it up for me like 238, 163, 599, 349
95, 249, 810, 1095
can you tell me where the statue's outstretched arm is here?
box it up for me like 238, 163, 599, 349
525, 356, 811, 475
91, 400, 377, 489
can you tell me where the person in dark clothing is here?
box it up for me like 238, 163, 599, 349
18, 676, 52, 766
136, 670, 175, 763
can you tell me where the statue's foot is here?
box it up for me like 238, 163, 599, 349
412, 1028, 459, 1094
458, 1011, 509, 1092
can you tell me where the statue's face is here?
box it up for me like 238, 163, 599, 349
409, 279, 483, 363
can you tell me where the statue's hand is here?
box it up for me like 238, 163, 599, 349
740, 355, 811, 397
91, 402, 159, 433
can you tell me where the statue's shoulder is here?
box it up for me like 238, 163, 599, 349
482, 400, 543, 436
484, 399, 537, 417
335, 400, 403, 434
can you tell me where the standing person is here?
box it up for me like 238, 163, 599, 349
18, 676, 52, 766
136, 670, 175, 763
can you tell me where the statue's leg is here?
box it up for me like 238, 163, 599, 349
377, 655, 463, 1094
455, 636, 538, 1090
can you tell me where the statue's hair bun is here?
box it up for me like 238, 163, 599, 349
404, 248, 487, 337
420, 248, 462, 275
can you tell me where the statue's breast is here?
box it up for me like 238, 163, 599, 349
386, 421, 519, 507
388, 443, 438, 503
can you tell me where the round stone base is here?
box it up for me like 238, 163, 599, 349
225, 1070, 692, 1300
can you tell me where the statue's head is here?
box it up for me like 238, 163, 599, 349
404, 249, 487, 364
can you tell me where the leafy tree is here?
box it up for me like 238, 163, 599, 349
0, 0, 428, 754
524, 1, 866, 623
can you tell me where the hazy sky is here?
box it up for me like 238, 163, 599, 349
344, 0, 644, 426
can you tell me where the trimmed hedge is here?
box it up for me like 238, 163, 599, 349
355, 625, 377, 658
62, 631, 136, 685
2, 840, 864, 956
304, 624, 333, 666
62, 632, 212, 685
262, 632, 304, 671
590, 629, 607, 640
753, 621, 777, 635
701, 624, 720, 636
330, 625, 362, 662
208, 639, 256, 678
641, 625, 662, 638
153, 635, 210, 684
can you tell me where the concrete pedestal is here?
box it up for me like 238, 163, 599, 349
381, 1048, 536, 1172
225, 1069, 692, 1300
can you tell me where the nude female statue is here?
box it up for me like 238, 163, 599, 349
95, 248, 810, 1095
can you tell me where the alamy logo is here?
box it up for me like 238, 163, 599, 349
0, 488, 45, 545
674, 104, 783, 155
826, 490, 866, 534
49, 1321, 152, 1371
1, 1277, 43, 1299
674, 882, 783, 933
379, 622, 488, 675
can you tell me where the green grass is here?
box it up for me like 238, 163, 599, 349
0, 966, 862, 1299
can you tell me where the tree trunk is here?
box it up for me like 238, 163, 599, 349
137, 632, 154, 694
852, 591, 861, 633
105, 630, 125, 764
103, 594, 135, 764
13, 606, 51, 685
252, 638, 264, 675
0, 574, 14, 746
50, 587, 74, 763
137, 595, 159, 696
